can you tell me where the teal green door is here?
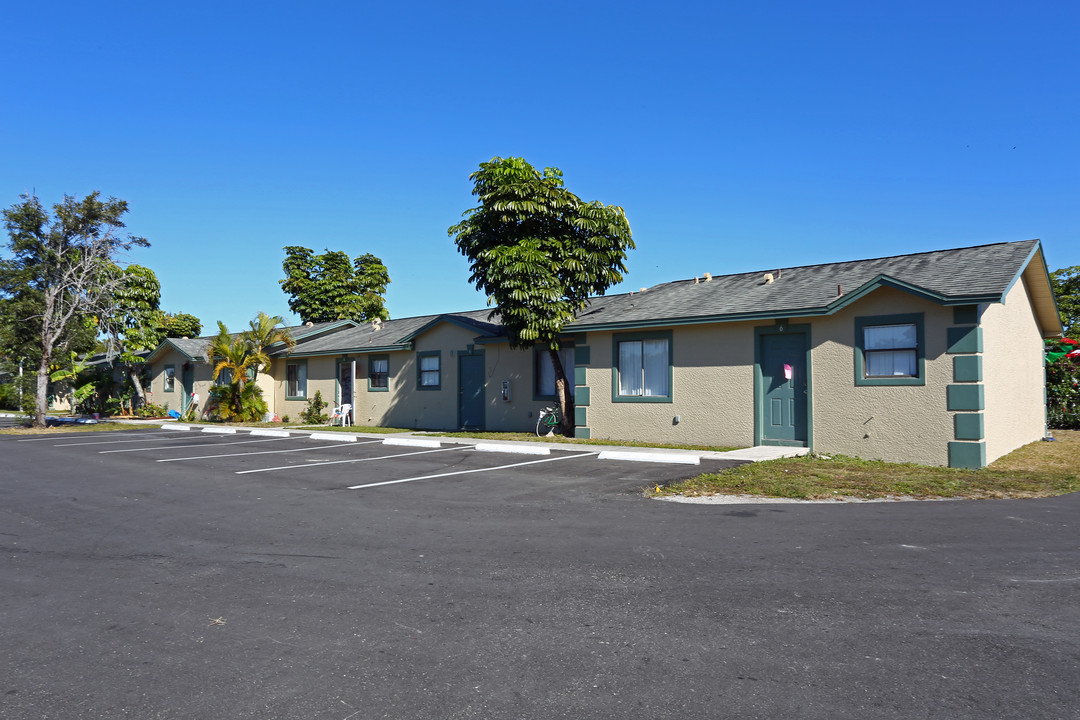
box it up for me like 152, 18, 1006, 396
458, 353, 485, 430
759, 332, 808, 445
181, 365, 194, 413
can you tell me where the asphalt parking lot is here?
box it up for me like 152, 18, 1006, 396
2, 427, 1078, 719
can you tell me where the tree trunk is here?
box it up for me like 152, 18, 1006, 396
129, 367, 146, 409
548, 348, 575, 437
34, 357, 49, 428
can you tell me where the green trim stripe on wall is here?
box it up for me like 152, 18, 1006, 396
952, 305, 979, 325
947, 326, 983, 354
952, 356, 982, 383
949, 441, 986, 469
954, 413, 985, 440
947, 384, 985, 411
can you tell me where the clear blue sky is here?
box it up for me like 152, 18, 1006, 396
3, 1, 1077, 334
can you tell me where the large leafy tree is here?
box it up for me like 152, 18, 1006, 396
280, 247, 390, 323
103, 265, 203, 408
1051, 265, 1079, 339
448, 157, 634, 433
0, 192, 148, 426
157, 312, 202, 339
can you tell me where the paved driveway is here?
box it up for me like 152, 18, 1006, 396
1, 428, 1077, 719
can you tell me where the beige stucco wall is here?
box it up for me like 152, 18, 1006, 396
580, 324, 757, 447
147, 350, 215, 416
809, 287, 955, 466
579, 287, 965, 464
270, 355, 339, 422
981, 276, 1046, 463
480, 343, 579, 433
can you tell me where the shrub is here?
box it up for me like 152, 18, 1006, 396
299, 390, 329, 424
209, 383, 267, 423
1047, 354, 1080, 429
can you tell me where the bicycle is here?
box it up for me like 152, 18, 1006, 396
535, 405, 561, 437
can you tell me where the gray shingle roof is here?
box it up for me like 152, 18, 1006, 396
150, 240, 1051, 360
567, 240, 1041, 329
278, 308, 502, 357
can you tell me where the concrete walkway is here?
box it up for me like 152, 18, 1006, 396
101, 418, 808, 466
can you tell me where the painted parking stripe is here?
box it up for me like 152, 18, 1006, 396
347, 451, 598, 490
17, 431, 191, 443
54, 434, 204, 447
235, 445, 468, 475
99, 437, 292, 454
157, 440, 382, 463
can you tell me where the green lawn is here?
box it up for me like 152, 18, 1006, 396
654, 430, 1080, 500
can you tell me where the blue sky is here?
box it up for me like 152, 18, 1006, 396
3, 1, 1077, 334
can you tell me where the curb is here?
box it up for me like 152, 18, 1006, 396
474, 443, 551, 456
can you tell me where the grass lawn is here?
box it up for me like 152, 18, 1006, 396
653, 430, 1080, 500
426, 430, 741, 453
0, 421, 136, 435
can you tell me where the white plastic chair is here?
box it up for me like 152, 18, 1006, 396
329, 403, 352, 427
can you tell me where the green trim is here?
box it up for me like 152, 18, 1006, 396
952, 305, 979, 325
284, 343, 411, 358
574, 406, 588, 426
947, 326, 983, 354
998, 241, 1043, 305
574, 345, 591, 365
753, 324, 813, 449
947, 384, 985, 411
416, 350, 441, 391
854, 313, 925, 386
285, 359, 308, 400
575, 386, 591, 406
954, 413, 985, 441
948, 441, 987, 469
575, 426, 591, 439
952, 356, 983, 383
573, 366, 588, 386
611, 330, 674, 403
366, 354, 389, 392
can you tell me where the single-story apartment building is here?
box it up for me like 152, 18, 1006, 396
145, 239, 1062, 468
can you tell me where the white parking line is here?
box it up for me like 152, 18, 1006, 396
18, 431, 190, 443
347, 451, 597, 490
54, 434, 201, 447
99, 437, 292, 454
157, 440, 382, 462
235, 445, 469, 475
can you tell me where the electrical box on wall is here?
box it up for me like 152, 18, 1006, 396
501, 380, 512, 402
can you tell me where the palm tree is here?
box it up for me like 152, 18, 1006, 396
208, 321, 266, 421
242, 311, 295, 381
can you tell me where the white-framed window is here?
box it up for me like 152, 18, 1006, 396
164, 365, 175, 392
535, 348, 575, 398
